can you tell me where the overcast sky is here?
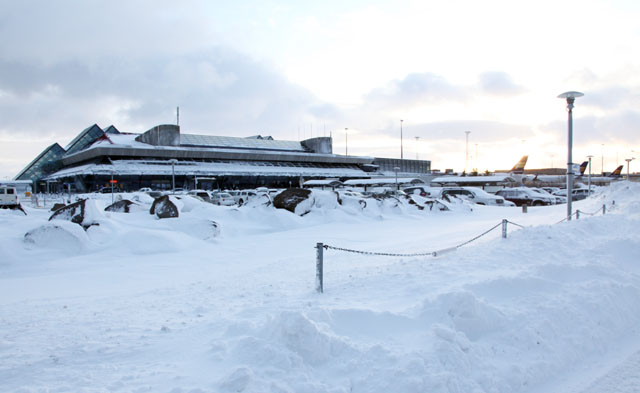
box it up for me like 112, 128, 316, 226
1, 0, 639, 179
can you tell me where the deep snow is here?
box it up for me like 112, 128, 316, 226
1, 183, 639, 393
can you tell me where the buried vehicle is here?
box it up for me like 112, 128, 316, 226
495, 187, 555, 206
0, 186, 26, 214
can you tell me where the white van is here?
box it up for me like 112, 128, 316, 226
0, 186, 19, 207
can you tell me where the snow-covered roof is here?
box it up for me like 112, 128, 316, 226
303, 179, 343, 186
343, 177, 426, 186
44, 160, 369, 180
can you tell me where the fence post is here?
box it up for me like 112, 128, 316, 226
576, 210, 580, 220
502, 219, 508, 239
522, 204, 528, 213
316, 243, 324, 293
603, 204, 606, 215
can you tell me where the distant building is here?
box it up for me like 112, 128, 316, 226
15, 124, 431, 192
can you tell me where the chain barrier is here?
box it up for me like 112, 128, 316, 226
315, 202, 611, 293
323, 221, 503, 258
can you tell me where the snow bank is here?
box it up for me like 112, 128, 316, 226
1, 183, 640, 392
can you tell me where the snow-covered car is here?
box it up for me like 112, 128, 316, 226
440, 187, 514, 206
187, 189, 212, 203
210, 191, 236, 206
496, 187, 555, 206
138, 187, 153, 193
402, 186, 442, 198
531, 188, 566, 204
228, 190, 257, 206
552, 188, 592, 201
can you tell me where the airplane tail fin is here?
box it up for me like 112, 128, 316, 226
578, 161, 588, 176
609, 165, 624, 177
510, 155, 528, 174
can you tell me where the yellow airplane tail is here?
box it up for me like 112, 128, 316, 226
510, 155, 528, 174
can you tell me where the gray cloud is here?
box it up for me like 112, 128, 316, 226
364, 72, 467, 108
478, 71, 525, 96
0, 48, 340, 141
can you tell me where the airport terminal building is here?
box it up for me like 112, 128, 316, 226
15, 124, 431, 193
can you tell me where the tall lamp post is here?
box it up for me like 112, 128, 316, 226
464, 131, 471, 173
169, 159, 177, 194
400, 120, 404, 159
586, 155, 593, 193
625, 158, 635, 180
345, 128, 348, 156
558, 91, 584, 222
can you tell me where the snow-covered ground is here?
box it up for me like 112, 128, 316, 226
1, 183, 639, 393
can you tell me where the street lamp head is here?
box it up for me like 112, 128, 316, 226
558, 91, 584, 109
557, 91, 584, 99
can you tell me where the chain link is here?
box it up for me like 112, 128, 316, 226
324, 221, 503, 257
323, 203, 609, 258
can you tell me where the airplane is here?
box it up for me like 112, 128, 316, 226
430, 156, 529, 192
522, 161, 588, 188
578, 165, 624, 186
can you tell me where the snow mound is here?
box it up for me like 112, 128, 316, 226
23, 221, 90, 252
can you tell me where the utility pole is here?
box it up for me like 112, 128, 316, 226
464, 131, 471, 173
345, 128, 348, 156
400, 120, 404, 159
415, 136, 420, 160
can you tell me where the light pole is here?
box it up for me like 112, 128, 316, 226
400, 120, 404, 159
558, 91, 584, 222
169, 159, 177, 194
601, 144, 604, 175
345, 128, 348, 156
464, 131, 471, 173
394, 166, 400, 191
586, 155, 593, 193
625, 158, 635, 180
415, 136, 420, 160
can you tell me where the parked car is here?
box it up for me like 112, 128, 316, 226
138, 187, 152, 193
440, 187, 514, 206
531, 188, 566, 204
402, 185, 442, 197
495, 187, 555, 206
210, 191, 236, 206
228, 190, 257, 206
187, 189, 212, 203
552, 188, 592, 201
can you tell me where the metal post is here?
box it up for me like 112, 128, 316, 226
316, 243, 324, 293
587, 155, 592, 193
576, 210, 580, 220
603, 204, 606, 215
400, 120, 404, 160
502, 219, 508, 239
345, 128, 348, 156
522, 204, 527, 213
558, 91, 583, 222
111, 172, 115, 205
